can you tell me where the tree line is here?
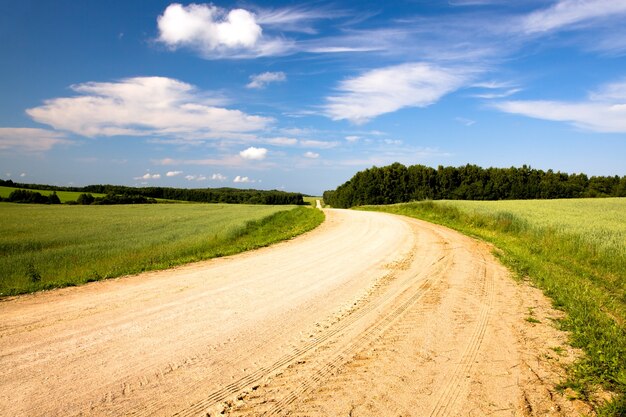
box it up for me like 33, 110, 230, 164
0, 180, 306, 205
3, 189, 61, 204
323, 163, 626, 208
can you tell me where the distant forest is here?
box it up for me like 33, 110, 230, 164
0, 180, 306, 205
323, 163, 626, 208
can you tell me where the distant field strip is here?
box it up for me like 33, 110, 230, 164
361, 198, 626, 416
0, 186, 106, 203
0, 203, 324, 296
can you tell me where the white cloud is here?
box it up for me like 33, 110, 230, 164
184, 174, 207, 181
233, 175, 255, 183
493, 79, 626, 133
211, 173, 227, 181
299, 139, 338, 149
135, 173, 161, 180
20, 173, 27, 178
0, 128, 70, 152
521, 0, 626, 34
157, 3, 294, 58
471, 88, 522, 99
239, 146, 268, 160
266, 136, 298, 146
324, 63, 475, 124
26, 77, 271, 138
247, 71, 286, 89
166, 170, 183, 177
303, 151, 320, 159
345, 135, 360, 142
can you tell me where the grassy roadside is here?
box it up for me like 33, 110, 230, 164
359, 200, 626, 416
0, 204, 324, 296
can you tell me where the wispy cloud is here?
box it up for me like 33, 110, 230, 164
521, 0, 626, 34
27, 77, 271, 138
455, 117, 476, 126
166, 170, 183, 177
246, 71, 286, 89
324, 63, 477, 124
299, 139, 339, 149
303, 151, 319, 159
0, 128, 71, 152
493, 78, 626, 133
266, 136, 298, 146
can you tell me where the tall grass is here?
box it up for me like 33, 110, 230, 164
0, 203, 324, 296
361, 199, 626, 416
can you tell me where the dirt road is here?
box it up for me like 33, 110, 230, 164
0, 209, 583, 416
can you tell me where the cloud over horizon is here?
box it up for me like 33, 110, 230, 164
26, 77, 271, 139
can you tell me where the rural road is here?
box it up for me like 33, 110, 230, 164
0, 209, 581, 416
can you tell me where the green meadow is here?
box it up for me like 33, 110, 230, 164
361, 198, 626, 416
0, 203, 324, 296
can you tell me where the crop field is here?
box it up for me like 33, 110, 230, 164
447, 198, 625, 253
0, 203, 324, 296
0, 186, 106, 203
362, 198, 626, 415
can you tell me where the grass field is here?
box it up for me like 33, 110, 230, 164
361, 198, 626, 416
0, 186, 106, 203
0, 203, 324, 296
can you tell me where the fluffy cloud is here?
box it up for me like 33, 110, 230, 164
493, 79, 626, 133
0, 128, 70, 152
239, 146, 268, 160
166, 170, 183, 177
303, 151, 319, 158
324, 63, 474, 124
157, 3, 293, 58
26, 77, 271, 138
211, 173, 227, 181
233, 175, 255, 183
247, 71, 286, 89
135, 173, 161, 180
521, 0, 626, 34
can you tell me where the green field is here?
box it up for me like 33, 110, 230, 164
0, 203, 324, 296
0, 186, 106, 203
361, 198, 626, 415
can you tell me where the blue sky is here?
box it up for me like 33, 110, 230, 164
1, 0, 625, 195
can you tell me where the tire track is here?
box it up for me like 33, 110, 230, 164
169, 242, 452, 417
427, 252, 495, 417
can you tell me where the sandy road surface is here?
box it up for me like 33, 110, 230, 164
0, 209, 583, 416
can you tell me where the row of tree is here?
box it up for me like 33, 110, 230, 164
3, 189, 61, 204
0, 180, 306, 205
80, 185, 305, 205
323, 163, 626, 208
72, 193, 157, 205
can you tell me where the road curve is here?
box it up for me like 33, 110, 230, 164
0, 209, 580, 416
